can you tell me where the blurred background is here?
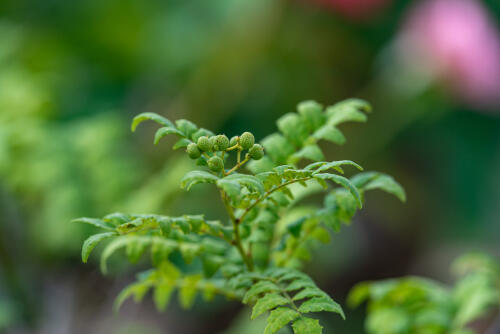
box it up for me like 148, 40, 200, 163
0, 0, 499, 333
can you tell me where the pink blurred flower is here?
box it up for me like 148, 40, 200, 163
313, 0, 392, 20
399, 0, 500, 109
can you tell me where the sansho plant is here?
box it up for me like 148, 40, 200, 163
74, 99, 406, 333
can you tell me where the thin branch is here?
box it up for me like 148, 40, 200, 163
237, 177, 312, 223
219, 190, 254, 271
225, 155, 251, 176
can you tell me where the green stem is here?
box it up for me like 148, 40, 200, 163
226, 144, 240, 152
220, 190, 254, 271
238, 177, 312, 223
225, 155, 250, 176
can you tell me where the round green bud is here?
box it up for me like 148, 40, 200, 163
197, 136, 212, 152
208, 156, 224, 172
186, 143, 201, 159
192, 129, 212, 142
248, 144, 264, 160
209, 136, 217, 150
213, 134, 230, 151
230, 136, 239, 147
239, 132, 255, 150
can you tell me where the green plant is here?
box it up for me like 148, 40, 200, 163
74, 99, 405, 333
349, 253, 500, 334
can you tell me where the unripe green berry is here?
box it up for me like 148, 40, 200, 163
248, 144, 264, 160
186, 143, 201, 159
239, 132, 255, 150
230, 136, 239, 147
208, 156, 224, 172
213, 134, 229, 151
209, 136, 217, 150
197, 136, 212, 152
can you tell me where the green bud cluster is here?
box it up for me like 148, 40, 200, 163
186, 130, 263, 173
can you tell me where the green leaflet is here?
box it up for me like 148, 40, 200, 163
103, 212, 131, 225
298, 297, 345, 319
179, 243, 202, 263
131, 112, 175, 132
180, 170, 219, 190
220, 173, 265, 194
313, 124, 345, 145
292, 317, 323, 334
173, 138, 191, 150
154, 126, 185, 144
313, 173, 362, 208
100, 236, 186, 274
72, 217, 115, 231
351, 172, 406, 202
261, 133, 295, 165
347, 282, 371, 308
289, 145, 324, 164
306, 160, 363, 174
264, 307, 300, 334
293, 287, 329, 301
179, 274, 202, 309
277, 113, 309, 147
285, 281, 316, 292
81, 232, 117, 263
297, 100, 325, 131
126, 237, 149, 263
175, 119, 198, 138
114, 280, 152, 312
366, 308, 411, 334
153, 282, 175, 311
326, 98, 370, 126
243, 281, 281, 304
251, 293, 290, 319
453, 275, 499, 327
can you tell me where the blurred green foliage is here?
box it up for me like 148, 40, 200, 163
350, 253, 500, 334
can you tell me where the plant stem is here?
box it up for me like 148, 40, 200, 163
219, 190, 254, 271
226, 144, 240, 152
238, 177, 312, 223
225, 155, 250, 176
